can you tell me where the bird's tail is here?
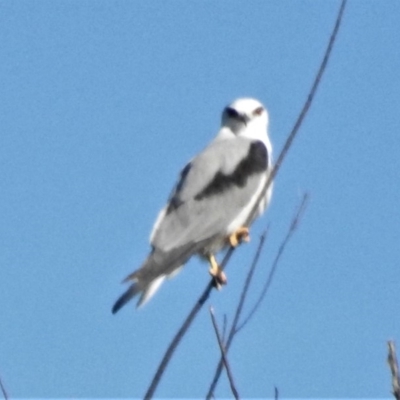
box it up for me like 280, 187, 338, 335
111, 283, 142, 314
112, 245, 196, 314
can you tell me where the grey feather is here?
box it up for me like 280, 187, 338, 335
151, 138, 267, 252
172, 137, 253, 202
112, 283, 141, 314
112, 240, 210, 313
112, 97, 273, 313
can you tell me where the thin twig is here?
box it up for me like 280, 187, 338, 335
143, 249, 233, 399
144, 1, 347, 397
210, 307, 240, 400
247, 0, 347, 228
388, 341, 400, 400
233, 230, 269, 331
222, 314, 228, 343
274, 386, 279, 400
0, 375, 8, 400
206, 193, 307, 397
206, 231, 268, 399
236, 193, 308, 333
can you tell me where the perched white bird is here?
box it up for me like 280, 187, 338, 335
112, 98, 273, 313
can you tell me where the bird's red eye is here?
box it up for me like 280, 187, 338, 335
253, 106, 264, 116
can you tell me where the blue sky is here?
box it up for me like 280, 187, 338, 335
1, 1, 400, 398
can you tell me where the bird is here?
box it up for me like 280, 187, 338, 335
112, 97, 273, 313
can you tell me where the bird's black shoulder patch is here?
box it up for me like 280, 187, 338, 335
195, 140, 268, 201
166, 162, 192, 215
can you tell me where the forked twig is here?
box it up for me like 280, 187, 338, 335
144, 1, 347, 397
388, 341, 400, 400
236, 193, 308, 333
210, 307, 240, 400
206, 194, 307, 398
206, 231, 268, 399
143, 249, 235, 399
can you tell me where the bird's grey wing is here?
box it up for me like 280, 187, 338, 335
151, 137, 269, 252
112, 137, 269, 313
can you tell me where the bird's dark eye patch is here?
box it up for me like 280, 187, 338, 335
225, 107, 239, 118
253, 106, 264, 116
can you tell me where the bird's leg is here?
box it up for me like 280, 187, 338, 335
207, 254, 227, 290
228, 226, 250, 247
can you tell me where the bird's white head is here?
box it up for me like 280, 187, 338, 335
219, 98, 269, 143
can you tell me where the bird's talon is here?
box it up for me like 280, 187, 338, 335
208, 254, 227, 289
212, 270, 227, 290
228, 226, 250, 247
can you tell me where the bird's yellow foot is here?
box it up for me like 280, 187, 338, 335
208, 254, 227, 290
228, 226, 250, 247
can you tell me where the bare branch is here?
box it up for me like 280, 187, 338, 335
236, 193, 309, 333
206, 232, 268, 399
0, 375, 8, 400
222, 313, 228, 343
144, 0, 347, 396
274, 386, 279, 400
206, 193, 306, 399
144, 249, 233, 399
206, 193, 308, 397
388, 341, 400, 400
233, 229, 269, 328
210, 307, 240, 400
247, 0, 347, 227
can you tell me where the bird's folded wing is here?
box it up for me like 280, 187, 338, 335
150, 137, 268, 252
